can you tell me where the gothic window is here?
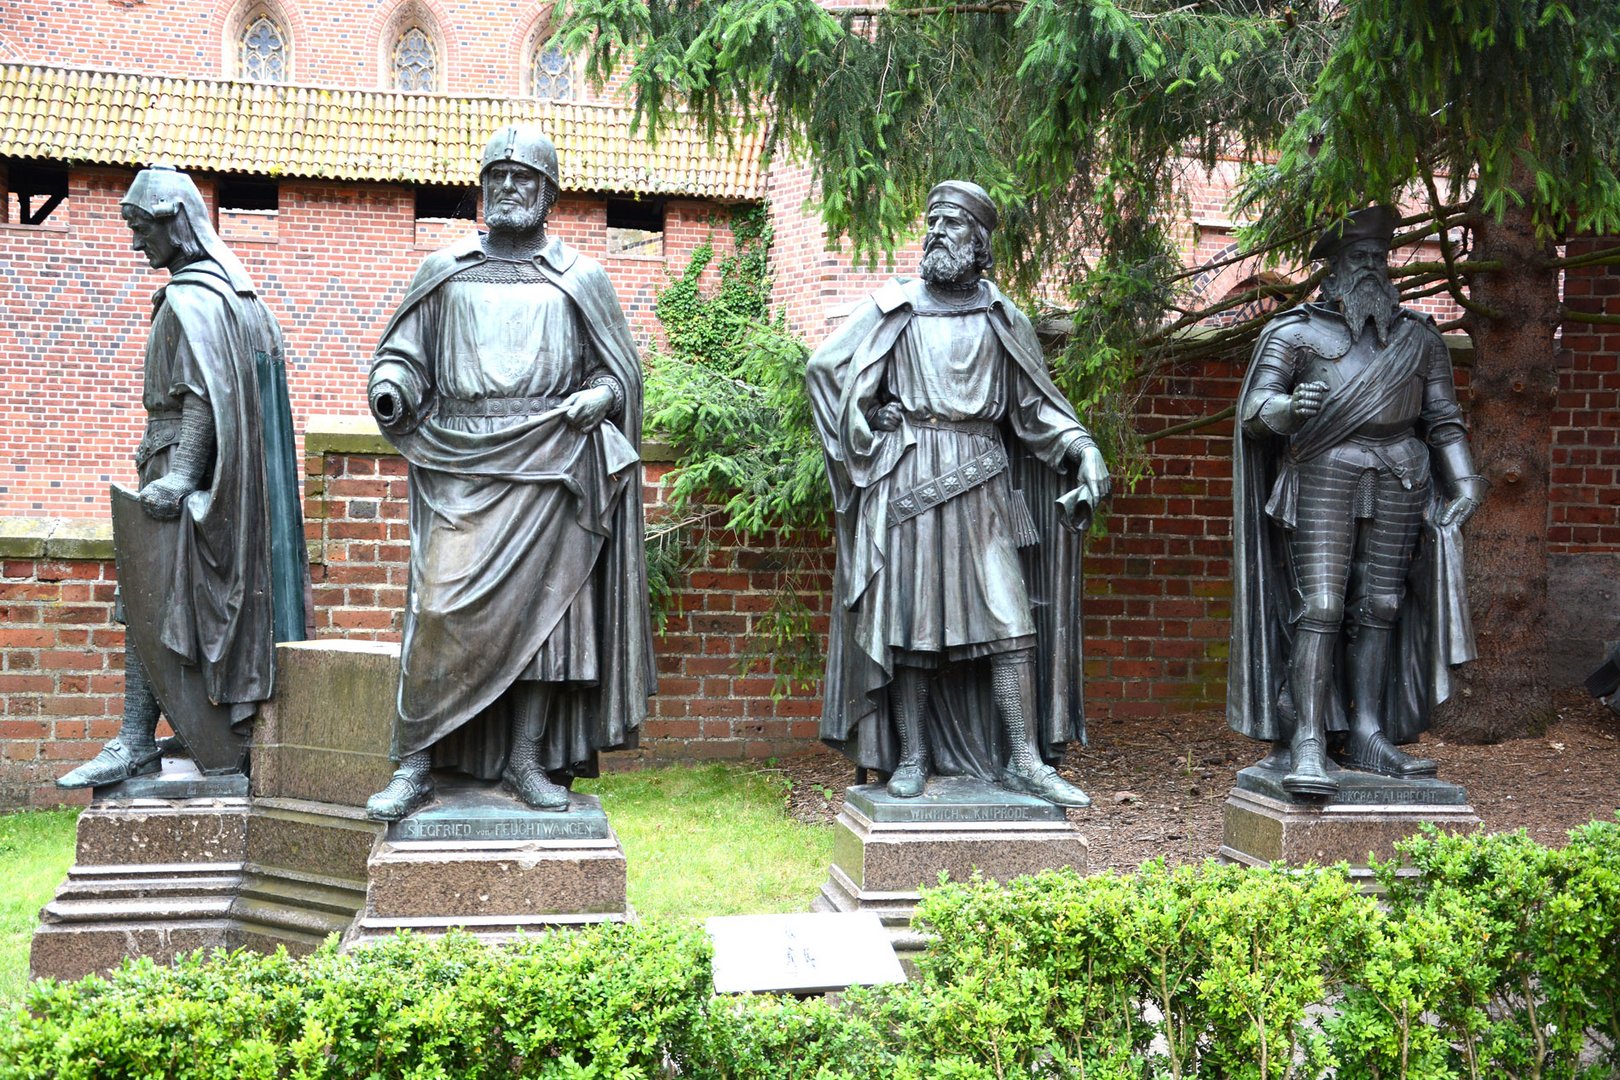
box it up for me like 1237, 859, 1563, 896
531, 43, 573, 101
239, 14, 288, 83
392, 27, 438, 92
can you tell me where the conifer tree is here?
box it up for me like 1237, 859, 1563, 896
557, 0, 1620, 739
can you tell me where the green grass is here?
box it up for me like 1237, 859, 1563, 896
0, 763, 830, 1001
579, 763, 834, 922
0, 808, 79, 1004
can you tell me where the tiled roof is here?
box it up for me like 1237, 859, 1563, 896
0, 63, 765, 198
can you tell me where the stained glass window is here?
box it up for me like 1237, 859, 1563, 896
531, 44, 573, 101
240, 15, 287, 83
392, 27, 438, 92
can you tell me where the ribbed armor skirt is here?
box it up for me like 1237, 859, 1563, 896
1289, 447, 1429, 630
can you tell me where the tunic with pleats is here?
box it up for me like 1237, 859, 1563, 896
855, 305, 1082, 666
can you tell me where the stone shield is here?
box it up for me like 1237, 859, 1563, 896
110, 483, 249, 774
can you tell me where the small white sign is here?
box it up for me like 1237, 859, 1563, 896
705, 912, 907, 995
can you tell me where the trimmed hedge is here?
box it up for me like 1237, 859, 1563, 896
3, 820, 1616, 1079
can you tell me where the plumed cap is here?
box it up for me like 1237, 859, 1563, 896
927, 180, 997, 233
1309, 205, 1398, 261
480, 124, 560, 187
121, 165, 256, 294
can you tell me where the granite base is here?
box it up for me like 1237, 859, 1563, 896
30, 785, 250, 982
812, 777, 1087, 960
347, 784, 630, 946
1220, 763, 1480, 884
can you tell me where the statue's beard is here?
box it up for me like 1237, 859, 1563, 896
486, 201, 547, 235
1329, 270, 1400, 345
919, 240, 979, 287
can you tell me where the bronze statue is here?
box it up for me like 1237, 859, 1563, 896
365, 125, 655, 821
59, 165, 308, 788
807, 180, 1109, 807
1229, 206, 1486, 797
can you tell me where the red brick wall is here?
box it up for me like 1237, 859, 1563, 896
0, 445, 838, 808
1552, 238, 1620, 552
0, 0, 623, 101
0, 164, 740, 516
0, 554, 122, 808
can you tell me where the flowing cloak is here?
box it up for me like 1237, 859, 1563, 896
1227, 305, 1476, 745
806, 277, 1089, 777
372, 234, 654, 776
145, 262, 309, 721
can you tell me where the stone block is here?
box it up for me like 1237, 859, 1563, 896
1220, 765, 1481, 882
30, 798, 250, 981
813, 779, 1088, 959
348, 792, 630, 945
71, 796, 250, 866
252, 640, 400, 807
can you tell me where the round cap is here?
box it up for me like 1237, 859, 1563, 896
927, 180, 997, 233
480, 124, 560, 187
1309, 205, 1398, 261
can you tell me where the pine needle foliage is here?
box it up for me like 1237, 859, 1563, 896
555, 0, 1620, 464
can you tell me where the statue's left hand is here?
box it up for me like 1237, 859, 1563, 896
563, 386, 615, 431
1438, 494, 1479, 529
139, 475, 194, 520
1075, 444, 1111, 505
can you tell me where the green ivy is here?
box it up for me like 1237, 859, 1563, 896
642, 207, 828, 692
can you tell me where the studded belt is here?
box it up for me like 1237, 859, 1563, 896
907, 416, 999, 439
890, 445, 1008, 524
437, 394, 565, 419
134, 413, 182, 469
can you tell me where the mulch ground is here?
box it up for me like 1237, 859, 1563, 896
765, 690, 1620, 873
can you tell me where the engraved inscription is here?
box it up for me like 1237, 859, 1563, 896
396, 817, 604, 841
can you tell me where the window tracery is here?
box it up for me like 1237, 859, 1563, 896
239, 12, 288, 83
531, 42, 574, 100
392, 26, 438, 92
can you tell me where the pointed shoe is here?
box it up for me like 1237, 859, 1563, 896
367, 769, 434, 821
56, 738, 162, 789
1001, 762, 1091, 808
502, 765, 571, 811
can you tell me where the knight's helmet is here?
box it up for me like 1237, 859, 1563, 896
480, 125, 560, 188
121, 165, 257, 295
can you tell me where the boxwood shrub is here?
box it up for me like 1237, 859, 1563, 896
3, 818, 1615, 1079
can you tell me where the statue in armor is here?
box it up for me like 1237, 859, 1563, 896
1228, 206, 1487, 797
364, 126, 654, 821
807, 180, 1110, 807
59, 165, 307, 788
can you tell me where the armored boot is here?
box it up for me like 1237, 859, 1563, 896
993, 653, 1090, 808
502, 682, 570, 810
1283, 628, 1339, 798
366, 749, 434, 821
886, 667, 930, 798
58, 644, 164, 788
1340, 626, 1437, 778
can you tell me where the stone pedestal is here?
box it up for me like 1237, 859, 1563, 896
30, 641, 398, 979
237, 640, 395, 954
812, 777, 1087, 959
346, 780, 631, 946
1220, 763, 1480, 884
30, 761, 250, 981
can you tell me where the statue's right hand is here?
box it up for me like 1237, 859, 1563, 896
869, 403, 903, 432
370, 382, 410, 431
1290, 381, 1329, 422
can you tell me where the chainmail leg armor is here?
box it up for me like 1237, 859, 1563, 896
889, 667, 930, 768
119, 641, 161, 755
991, 651, 1041, 771
399, 749, 432, 775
